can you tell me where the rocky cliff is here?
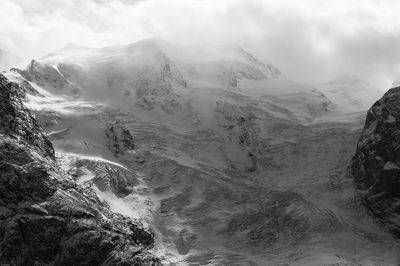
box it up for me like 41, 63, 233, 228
0, 73, 161, 265
352, 85, 400, 236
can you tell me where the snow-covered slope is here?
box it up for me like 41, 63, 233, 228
318, 77, 383, 111
3, 39, 400, 265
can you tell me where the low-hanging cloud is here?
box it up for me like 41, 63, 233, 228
1, 0, 400, 88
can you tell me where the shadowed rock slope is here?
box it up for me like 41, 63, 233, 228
0, 73, 161, 265
352, 85, 400, 236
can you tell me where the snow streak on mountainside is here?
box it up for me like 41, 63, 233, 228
2, 39, 398, 265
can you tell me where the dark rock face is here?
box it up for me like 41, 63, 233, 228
0, 74, 161, 265
105, 121, 135, 156
0, 74, 54, 158
352, 86, 400, 236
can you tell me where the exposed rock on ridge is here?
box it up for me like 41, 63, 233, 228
0, 74, 54, 158
352, 85, 400, 236
105, 121, 135, 156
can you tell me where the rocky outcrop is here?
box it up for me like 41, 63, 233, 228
0, 74, 161, 265
105, 121, 135, 156
352, 85, 400, 236
0, 74, 54, 158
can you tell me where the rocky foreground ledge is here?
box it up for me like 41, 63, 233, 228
0, 73, 161, 265
352, 85, 400, 236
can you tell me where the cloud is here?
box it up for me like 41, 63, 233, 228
1, 0, 400, 88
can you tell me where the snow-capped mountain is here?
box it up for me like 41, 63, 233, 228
14, 39, 338, 126
1, 39, 399, 265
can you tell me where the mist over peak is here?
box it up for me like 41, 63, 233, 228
2, 0, 400, 89
1, 1, 400, 265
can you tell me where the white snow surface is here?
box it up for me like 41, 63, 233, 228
318, 77, 383, 112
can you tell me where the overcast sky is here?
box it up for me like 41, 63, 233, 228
1, 0, 400, 88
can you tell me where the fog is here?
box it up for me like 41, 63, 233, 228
1, 0, 400, 89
